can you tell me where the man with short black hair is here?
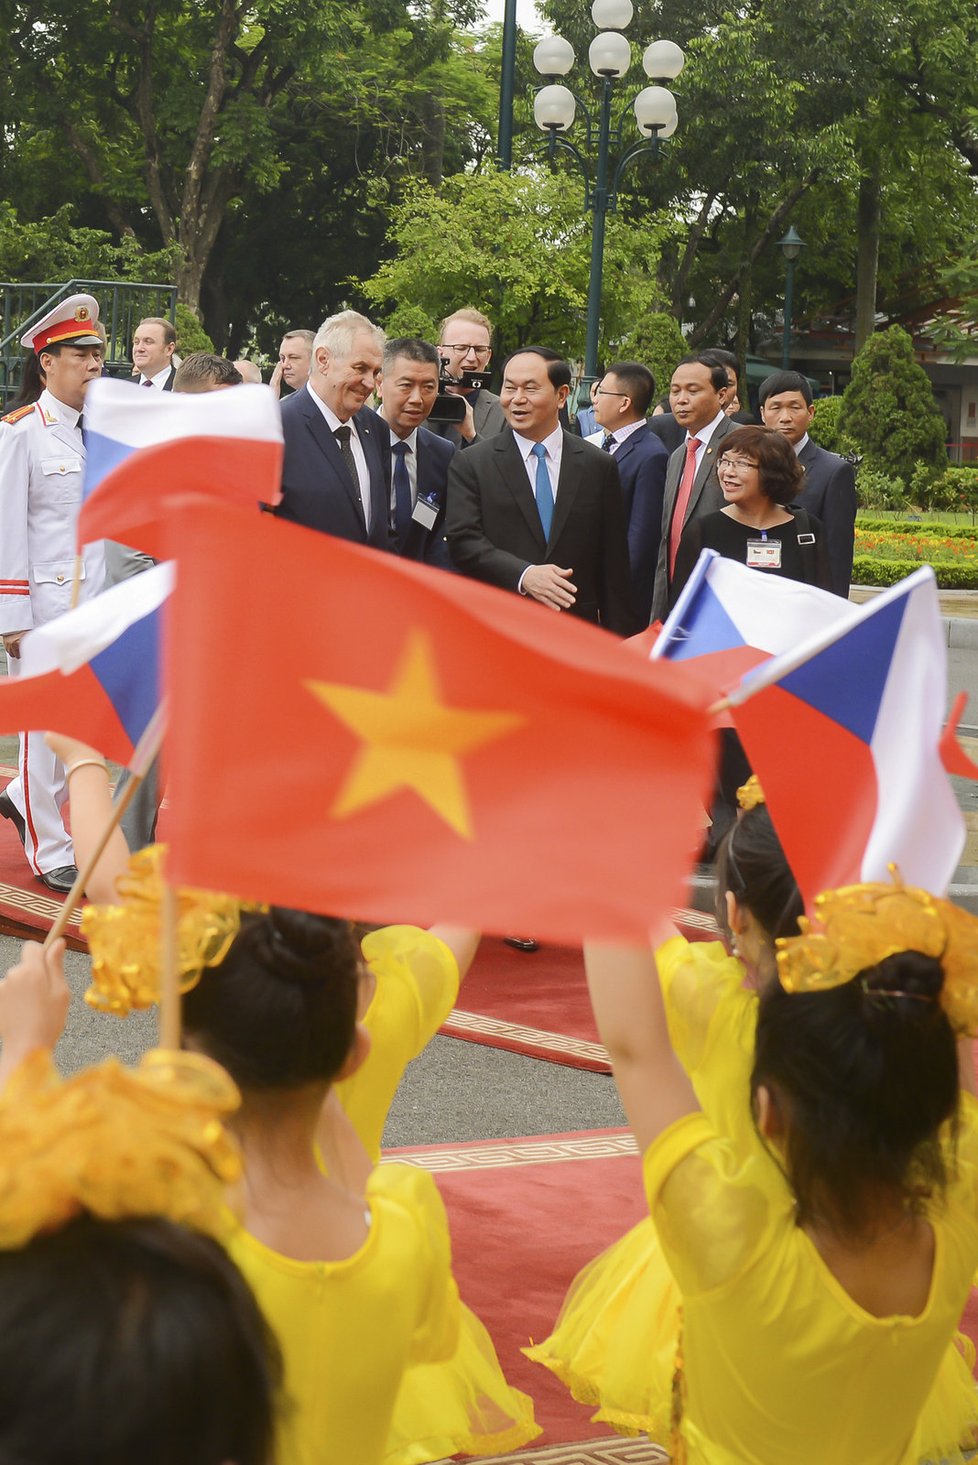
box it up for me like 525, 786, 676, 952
131, 317, 177, 389
446, 346, 635, 633
650, 353, 736, 622
589, 361, 669, 624
378, 338, 454, 568
759, 370, 856, 598
270, 330, 314, 398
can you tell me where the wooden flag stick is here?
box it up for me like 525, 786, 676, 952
43, 701, 167, 951
69, 553, 84, 611
159, 880, 181, 1050
708, 695, 733, 718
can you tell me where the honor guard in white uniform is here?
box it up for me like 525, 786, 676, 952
0, 294, 106, 891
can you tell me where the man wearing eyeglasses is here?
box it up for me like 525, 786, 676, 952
589, 361, 669, 625
434, 307, 506, 447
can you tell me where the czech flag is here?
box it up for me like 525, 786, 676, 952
77, 378, 283, 553
0, 564, 171, 766
727, 566, 963, 906
652, 549, 858, 695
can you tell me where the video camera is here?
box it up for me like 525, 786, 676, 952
428, 357, 493, 425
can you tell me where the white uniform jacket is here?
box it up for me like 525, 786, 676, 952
0, 388, 105, 633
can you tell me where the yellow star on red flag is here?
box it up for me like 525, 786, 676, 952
305, 630, 525, 839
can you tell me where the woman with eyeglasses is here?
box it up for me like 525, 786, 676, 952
669, 424, 832, 610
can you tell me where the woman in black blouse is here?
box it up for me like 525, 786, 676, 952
670, 425, 832, 610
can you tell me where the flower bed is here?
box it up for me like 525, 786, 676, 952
852, 521, 978, 588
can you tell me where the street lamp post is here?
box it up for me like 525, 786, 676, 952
497, 0, 519, 169
778, 225, 806, 370
532, 1, 683, 386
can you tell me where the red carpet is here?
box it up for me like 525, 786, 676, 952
387, 1127, 648, 1449
442, 910, 721, 1074
393, 1127, 978, 1461
0, 767, 85, 950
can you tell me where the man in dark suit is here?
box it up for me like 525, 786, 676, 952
589, 360, 669, 625
377, 337, 454, 569
759, 370, 857, 598
274, 309, 391, 551
445, 346, 636, 635
130, 317, 177, 389
649, 354, 736, 623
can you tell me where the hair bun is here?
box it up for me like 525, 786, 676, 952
861, 950, 945, 1016
255, 909, 355, 986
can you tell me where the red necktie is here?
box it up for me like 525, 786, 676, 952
668, 437, 701, 577
142, 378, 154, 388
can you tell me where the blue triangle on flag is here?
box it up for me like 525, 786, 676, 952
90, 607, 160, 747
779, 591, 909, 744
662, 579, 745, 663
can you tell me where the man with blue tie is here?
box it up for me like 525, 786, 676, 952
588, 360, 669, 625
377, 338, 454, 570
275, 310, 391, 551
445, 347, 636, 635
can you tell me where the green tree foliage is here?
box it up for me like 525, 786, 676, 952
616, 312, 687, 401
809, 396, 853, 455
839, 325, 947, 483
174, 304, 214, 355
358, 169, 674, 367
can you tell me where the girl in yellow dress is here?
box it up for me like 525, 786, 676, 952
53, 733, 537, 1465
582, 869, 978, 1465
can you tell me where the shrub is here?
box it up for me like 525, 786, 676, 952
855, 462, 907, 512
174, 303, 214, 356
857, 517, 978, 539
852, 556, 978, 589
839, 324, 947, 483
381, 303, 439, 343
618, 311, 687, 401
925, 466, 978, 521
809, 395, 854, 455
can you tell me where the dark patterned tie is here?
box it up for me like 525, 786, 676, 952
142, 378, 154, 388
601, 433, 615, 452
391, 440, 412, 545
333, 424, 360, 494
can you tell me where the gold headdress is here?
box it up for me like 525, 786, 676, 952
0, 1048, 241, 1248
775, 870, 978, 1035
737, 775, 765, 811
80, 844, 264, 1017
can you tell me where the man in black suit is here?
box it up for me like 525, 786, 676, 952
377, 337, 454, 569
589, 360, 669, 625
130, 317, 177, 390
649, 354, 736, 623
759, 370, 856, 598
445, 346, 636, 635
274, 309, 391, 551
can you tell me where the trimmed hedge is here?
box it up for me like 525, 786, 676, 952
852, 556, 978, 589
857, 517, 978, 540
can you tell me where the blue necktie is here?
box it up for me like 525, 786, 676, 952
531, 442, 553, 539
392, 440, 412, 544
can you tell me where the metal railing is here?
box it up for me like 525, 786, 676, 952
0, 280, 176, 405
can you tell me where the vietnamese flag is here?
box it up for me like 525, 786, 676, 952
160, 501, 714, 942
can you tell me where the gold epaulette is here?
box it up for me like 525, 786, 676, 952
1, 404, 35, 426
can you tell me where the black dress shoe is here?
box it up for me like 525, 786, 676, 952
0, 790, 26, 850
504, 936, 540, 953
37, 865, 79, 895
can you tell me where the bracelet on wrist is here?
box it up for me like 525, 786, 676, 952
66, 758, 108, 778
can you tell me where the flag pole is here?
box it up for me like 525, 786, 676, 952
69, 553, 84, 611
159, 879, 181, 1049
43, 700, 167, 950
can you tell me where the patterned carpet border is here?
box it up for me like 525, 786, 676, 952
383, 1131, 638, 1174
472, 1438, 669, 1463
440, 1010, 611, 1071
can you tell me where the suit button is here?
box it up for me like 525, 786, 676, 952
56, 573, 65, 583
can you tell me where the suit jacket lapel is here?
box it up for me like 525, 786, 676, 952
493, 431, 546, 551
549, 432, 582, 547
303, 396, 366, 528
686, 416, 731, 520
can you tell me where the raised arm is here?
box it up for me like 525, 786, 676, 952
45, 734, 130, 904
0, 939, 70, 1091
427, 926, 480, 983
584, 930, 698, 1155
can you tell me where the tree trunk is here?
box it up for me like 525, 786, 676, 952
854, 147, 882, 354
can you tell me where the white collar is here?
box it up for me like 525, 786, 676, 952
686, 411, 727, 448
513, 422, 563, 461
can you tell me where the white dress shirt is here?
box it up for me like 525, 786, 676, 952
306, 384, 372, 530
685, 410, 727, 472
513, 423, 564, 503
139, 364, 174, 389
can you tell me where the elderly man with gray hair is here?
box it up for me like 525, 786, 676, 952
274, 309, 392, 551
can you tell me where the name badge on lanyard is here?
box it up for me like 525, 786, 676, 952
412, 491, 439, 531
746, 534, 782, 570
